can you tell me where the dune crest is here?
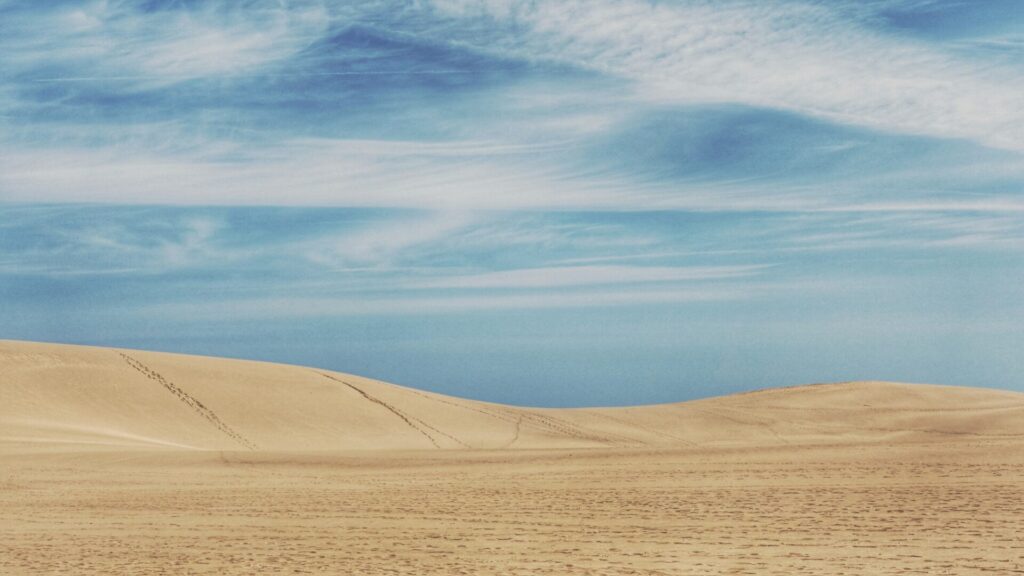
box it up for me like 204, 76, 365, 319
4, 339, 1024, 576
2, 339, 1023, 453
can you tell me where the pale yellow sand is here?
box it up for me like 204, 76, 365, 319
2, 340, 1023, 574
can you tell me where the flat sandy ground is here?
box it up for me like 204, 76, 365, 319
3, 442, 1023, 575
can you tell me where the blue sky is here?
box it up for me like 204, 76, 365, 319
1, 0, 1022, 406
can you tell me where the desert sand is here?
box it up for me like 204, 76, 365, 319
2, 339, 1023, 574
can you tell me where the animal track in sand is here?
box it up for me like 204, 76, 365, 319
119, 352, 256, 450
317, 371, 446, 449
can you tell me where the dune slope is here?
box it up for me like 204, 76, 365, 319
2, 339, 1023, 452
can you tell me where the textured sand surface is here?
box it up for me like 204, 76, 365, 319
2, 340, 1024, 574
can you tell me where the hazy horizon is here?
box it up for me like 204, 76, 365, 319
2, 1, 1023, 406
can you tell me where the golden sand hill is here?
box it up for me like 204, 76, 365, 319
3, 339, 1023, 453
4, 340, 1024, 575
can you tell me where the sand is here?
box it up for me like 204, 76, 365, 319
2, 339, 1023, 574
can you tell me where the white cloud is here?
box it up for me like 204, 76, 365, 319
429, 0, 1024, 150
5, 139, 1021, 214
306, 211, 475, 267
1, 0, 1021, 219
0, 139, 643, 209
419, 264, 766, 288
0, 212, 237, 276
6, 1, 329, 86
146, 287, 748, 318
814, 200, 1024, 213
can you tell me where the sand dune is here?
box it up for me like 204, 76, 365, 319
2, 336, 1024, 453
3, 339, 1023, 454
4, 339, 1024, 575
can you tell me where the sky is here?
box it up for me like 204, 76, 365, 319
1, 0, 1022, 406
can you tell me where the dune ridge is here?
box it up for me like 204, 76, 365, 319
4, 339, 1024, 576
3, 339, 1023, 453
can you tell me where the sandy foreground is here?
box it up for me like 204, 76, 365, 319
2, 340, 1023, 575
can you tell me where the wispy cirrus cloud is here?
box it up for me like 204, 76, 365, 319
304, 210, 476, 267
2, 0, 1021, 213
18, 0, 1019, 154
3, 0, 328, 86
419, 265, 766, 289
2, 1, 1024, 403
143, 287, 750, 319
428, 0, 1024, 149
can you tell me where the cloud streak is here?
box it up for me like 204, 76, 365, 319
2, 1, 1023, 404
429, 0, 1024, 149
3, 1, 329, 87
420, 265, 767, 289
3, 202, 1022, 403
1, 0, 1021, 213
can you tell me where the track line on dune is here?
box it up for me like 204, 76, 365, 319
407, 386, 628, 446
504, 416, 522, 448
409, 415, 471, 449
317, 372, 442, 449
118, 352, 256, 450
694, 407, 791, 445
404, 388, 520, 424
584, 411, 699, 447
504, 408, 623, 446
404, 388, 584, 444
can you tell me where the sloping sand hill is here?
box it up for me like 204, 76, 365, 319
3, 339, 1024, 575
3, 339, 1023, 453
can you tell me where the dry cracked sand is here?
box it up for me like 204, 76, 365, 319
2, 340, 1023, 575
